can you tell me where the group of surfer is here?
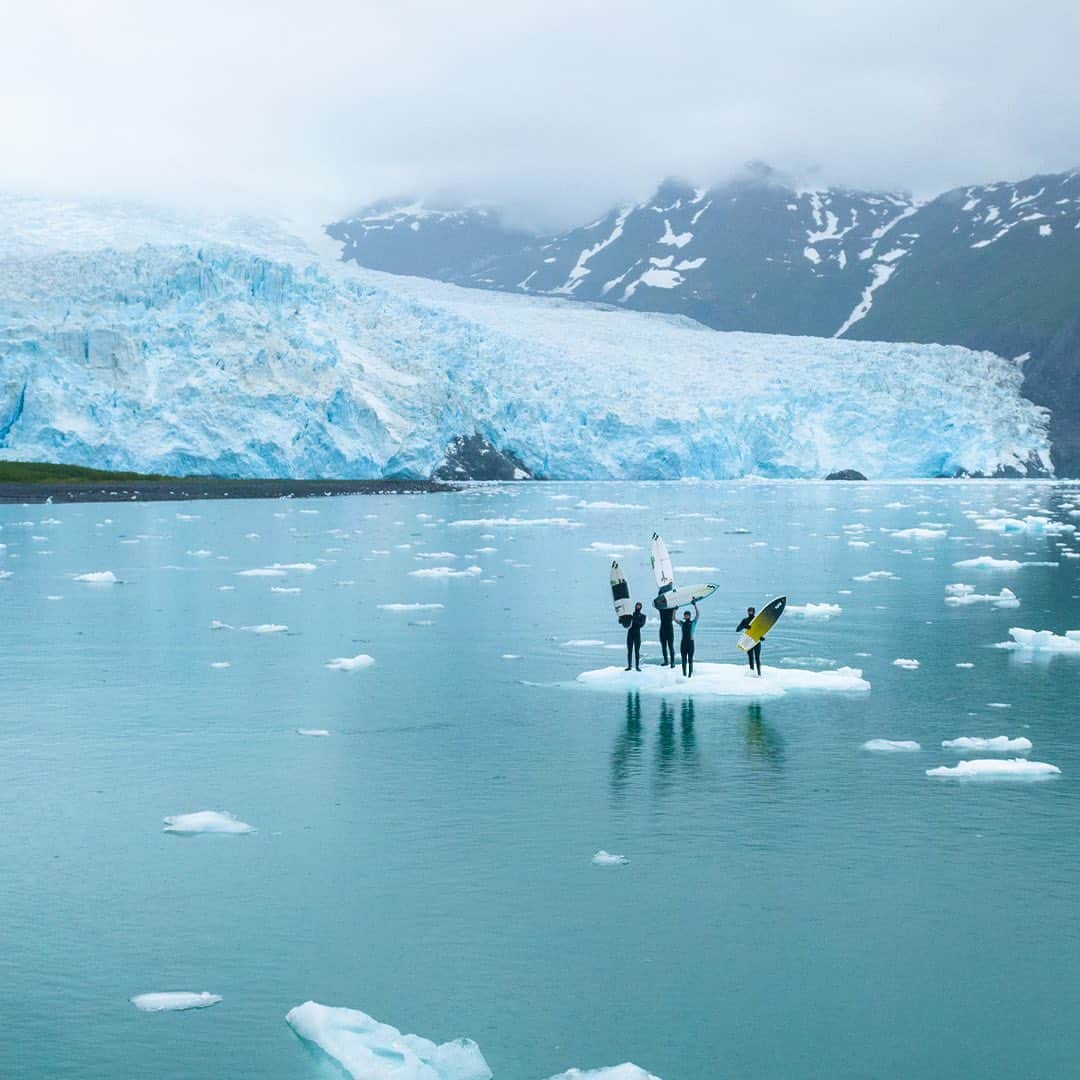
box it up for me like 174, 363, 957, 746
625, 603, 762, 677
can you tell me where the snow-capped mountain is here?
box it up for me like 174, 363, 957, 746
0, 195, 1051, 480
329, 168, 1080, 473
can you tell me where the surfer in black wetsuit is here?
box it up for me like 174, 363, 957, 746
680, 602, 699, 677
658, 604, 676, 668
625, 603, 646, 671
736, 606, 762, 675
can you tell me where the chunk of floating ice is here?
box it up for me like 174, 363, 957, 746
575, 501, 648, 510
945, 587, 1019, 608
237, 568, 287, 577
297, 728, 330, 737
787, 602, 841, 619
210, 620, 233, 630
592, 850, 628, 866
131, 991, 222, 1012
546, 1066, 661, 1080
325, 654, 375, 671
270, 562, 318, 571
210, 661, 230, 669
953, 556, 1022, 570
891, 527, 947, 540
163, 811, 254, 834
854, 570, 897, 581
0, 570, 13, 580
501, 654, 521, 660
956, 662, 975, 669
285, 1001, 493, 1080
563, 639, 606, 647
863, 739, 921, 752
946, 583, 974, 596
893, 658, 920, 670
942, 736, 1032, 752
242, 624, 287, 634
271, 586, 301, 594
450, 517, 581, 528
987, 702, 1011, 708
378, 602, 445, 611
74, 570, 118, 583
926, 758, 1059, 780
409, 566, 483, 578
996, 627, 1080, 653
574, 662, 869, 698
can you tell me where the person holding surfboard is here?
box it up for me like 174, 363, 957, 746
658, 604, 677, 668
679, 602, 699, 677
625, 602, 647, 671
736, 606, 762, 675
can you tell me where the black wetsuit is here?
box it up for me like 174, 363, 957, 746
737, 614, 761, 673
679, 605, 698, 677
658, 606, 676, 667
626, 611, 647, 669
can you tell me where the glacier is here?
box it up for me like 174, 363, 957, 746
0, 194, 1052, 480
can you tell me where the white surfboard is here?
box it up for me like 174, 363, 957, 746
650, 532, 675, 593
610, 560, 633, 624
653, 583, 718, 610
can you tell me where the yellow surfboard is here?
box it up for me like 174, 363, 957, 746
737, 596, 787, 651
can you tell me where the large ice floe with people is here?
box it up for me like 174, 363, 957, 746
0, 194, 1053, 480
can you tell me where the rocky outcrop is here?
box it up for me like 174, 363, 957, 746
825, 469, 867, 480
431, 434, 535, 481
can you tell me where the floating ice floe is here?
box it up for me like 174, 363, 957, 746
563, 639, 606, 647
131, 991, 222, 1013
926, 758, 1059, 780
892, 658, 920, 670
285, 1001, 493, 1080
945, 586, 1019, 608
378, 603, 445, 611
414, 551, 458, 560
987, 702, 1011, 709
995, 628, 1080, 653
547, 1068, 661, 1080
0, 570, 12, 580
271, 586, 301, 594
592, 850, 629, 866
270, 562, 318, 571
242, 624, 287, 634
942, 736, 1032, 752
853, 570, 897, 582
325, 654, 375, 671
210, 661, 230, 669
862, 739, 921, 752
955, 661, 975, 668
953, 555, 1057, 570
236, 567, 287, 577
501, 654, 521, 660
787, 602, 841, 619
673, 565, 719, 574
574, 663, 869, 699
297, 728, 330, 737
975, 515, 1074, 536
575, 501, 648, 511
891, 527, 947, 540
450, 517, 581, 529
409, 566, 483, 579
74, 570, 118, 583
163, 811, 254, 834
582, 541, 641, 553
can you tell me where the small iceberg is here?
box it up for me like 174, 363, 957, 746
236, 568, 287, 577
942, 736, 1032, 752
285, 1000, 493, 1080
892, 658, 920, 670
853, 570, 897, 582
996, 628, 1080, 654
408, 566, 483, 579
574, 662, 869, 699
325, 654, 375, 671
926, 758, 1060, 780
377, 603, 445, 611
945, 587, 1019, 608
163, 811, 254, 834
547, 1068, 661, 1080
242, 624, 288, 634
862, 739, 921, 752
953, 556, 1022, 571
592, 850, 629, 866
74, 570, 118, 583
787, 603, 841, 619
297, 728, 331, 737
131, 991, 222, 1013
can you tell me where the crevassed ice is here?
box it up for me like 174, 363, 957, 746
0, 196, 1053, 481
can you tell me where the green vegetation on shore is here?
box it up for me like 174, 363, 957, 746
0, 461, 175, 484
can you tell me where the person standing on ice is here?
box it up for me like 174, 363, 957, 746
657, 604, 676, 668
736, 605, 762, 676
679, 602, 699, 677
625, 602, 647, 671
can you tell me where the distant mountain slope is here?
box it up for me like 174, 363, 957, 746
0, 196, 1050, 480
329, 168, 1080, 472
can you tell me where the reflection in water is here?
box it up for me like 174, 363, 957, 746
610, 692, 643, 793
744, 703, 784, 767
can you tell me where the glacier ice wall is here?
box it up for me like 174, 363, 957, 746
0, 196, 1052, 479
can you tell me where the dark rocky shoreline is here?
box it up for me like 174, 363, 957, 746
0, 477, 458, 505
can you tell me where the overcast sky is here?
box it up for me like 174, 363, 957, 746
3, 0, 1079, 228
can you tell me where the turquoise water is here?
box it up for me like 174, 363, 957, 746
2, 481, 1079, 1079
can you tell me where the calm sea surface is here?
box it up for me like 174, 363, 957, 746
2, 480, 1079, 1079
